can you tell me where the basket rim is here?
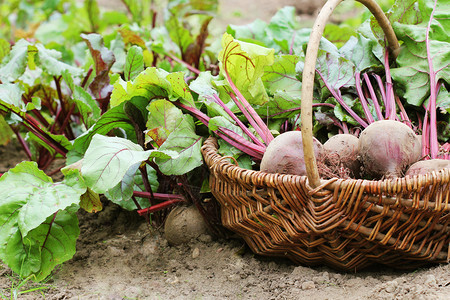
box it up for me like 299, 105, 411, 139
202, 136, 450, 206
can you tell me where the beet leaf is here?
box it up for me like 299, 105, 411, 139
124, 45, 145, 81
80, 134, 176, 194
390, 0, 449, 158
146, 100, 204, 175
0, 162, 86, 281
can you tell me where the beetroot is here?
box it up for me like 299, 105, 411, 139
323, 134, 360, 178
260, 131, 323, 176
405, 159, 450, 176
358, 120, 421, 179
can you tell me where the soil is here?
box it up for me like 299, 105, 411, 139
1, 1, 450, 299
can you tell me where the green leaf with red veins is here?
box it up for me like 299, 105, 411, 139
370, 0, 422, 47
24, 209, 79, 281
227, 7, 309, 54
66, 96, 150, 165
73, 85, 101, 123
316, 46, 355, 94
26, 131, 72, 158
146, 99, 183, 146
267, 6, 299, 52
63, 70, 101, 124
110, 67, 170, 107
189, 71, 237, 111
340, 35, 383, 72
0, 162, 85, 237
437, 87, 450, 113
155, 114, 203, 176
227, 19, 269, 46
257, 54, 302, 118
124, 45, 144, 81
0, 162, 85, 281
81, 134, 176, 194
166, 72, 195, 106
218, 33, 274, 105
390, 0, 449, 106
105, 165, 158, 210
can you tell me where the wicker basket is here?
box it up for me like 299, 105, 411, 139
200, 0, 450, 271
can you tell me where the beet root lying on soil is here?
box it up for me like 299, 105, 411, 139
358, 120, 422, 179
164, 205, 211, 246
260, 131, 323, 176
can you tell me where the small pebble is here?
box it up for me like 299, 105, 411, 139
322, 272, 330, 281
192, 247, 200, 259
425, 274, 437, 287
301, 281, 316, 290
228, 274, 240, 281
384, 280, 398, 293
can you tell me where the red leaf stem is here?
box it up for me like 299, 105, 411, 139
14, 130, 32, 160
267, 103, 336, 119
212, 94, 264, 147
133, 191, 185, 200
316, 69, 369, 127
167, 53, 201, 75
137, 199, 185, 216
22, 123, 67, 157
58, 103, 76, 135
373, 74, 387, 108
422, 103, 430, 158
384, 50, 396, 120
226, 78, 274, 144
394, 95, 412, 128
425, 0, 439, 158
355, 72, 375, 123
363, 73, 383, 121
174, 101, 265, 159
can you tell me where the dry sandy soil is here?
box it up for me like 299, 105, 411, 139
1, 0, 450, 299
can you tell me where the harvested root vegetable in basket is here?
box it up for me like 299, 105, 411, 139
323, 134, 360, 178
260, 131, 323, 176
358, 120, 422, 179
406, 159, 450, 176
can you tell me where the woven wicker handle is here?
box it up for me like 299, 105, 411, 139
300, 0, 400, 188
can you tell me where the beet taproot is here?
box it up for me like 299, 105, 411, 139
358, 120, 421, 179
260, 131, 323, 176
405, 159, 450, 176
323, 134, 360, 178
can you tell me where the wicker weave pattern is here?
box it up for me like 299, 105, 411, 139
201, 137, 450, 271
